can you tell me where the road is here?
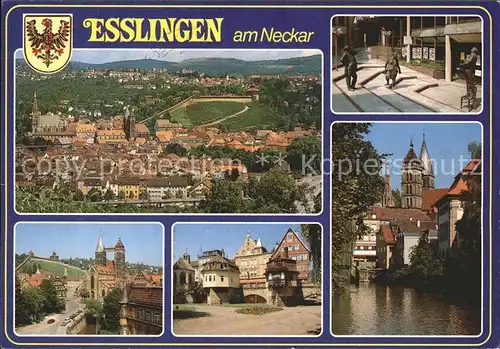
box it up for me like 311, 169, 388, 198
202, 105, 249, 126
16, 286, 84, 335
332, 56, 481, 113
173, 304, 322, 335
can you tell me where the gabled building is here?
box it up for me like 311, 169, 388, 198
173, 252, 195, 290
201, 253, 242, 305
119, 284, 163, 335
234, 233, 271, 285
51, 277, 67, 298
434, 159, 481, 254
270, 228, 311, 280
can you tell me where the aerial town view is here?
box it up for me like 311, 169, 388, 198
331, 16, 482, 113
14, 223, 163, 336
15, 49, 322, 214
331, 122, 482, 335
172, 223, 322, 336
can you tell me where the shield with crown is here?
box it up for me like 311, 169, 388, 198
23, 14, 73, 74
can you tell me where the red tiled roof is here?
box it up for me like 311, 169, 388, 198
115, 238, 124, 249
367, 207, 432, 222
380, 225, 395, 244
100, 280, 117, 288
435, 160, 481, 204
134, 123, 150, 134
403, 148, 418, 163
96, 260, 115, 274
422, 188, 448, 212
128, 286, 163, 307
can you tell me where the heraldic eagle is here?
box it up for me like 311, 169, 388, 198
26, 18, 71, 67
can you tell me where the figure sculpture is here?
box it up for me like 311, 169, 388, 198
461, 47, 478, 98
384, 52, 401, 89
340, 46, 357, 91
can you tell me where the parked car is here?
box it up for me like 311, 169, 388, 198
47, 319, 55, 324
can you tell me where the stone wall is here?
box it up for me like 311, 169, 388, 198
66, 314, 87, 334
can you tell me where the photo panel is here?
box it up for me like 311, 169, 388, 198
171, 222, 323, 337
14, 48, 323, 215
13, 222, 164, 337
331, 15, 483, 114
330, 121, 483, 336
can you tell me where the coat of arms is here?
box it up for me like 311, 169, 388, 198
23, 14, 73, 74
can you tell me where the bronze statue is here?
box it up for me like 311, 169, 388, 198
384, 52, 401, 89
340, 46, 357, 91
461, 47, 478, 98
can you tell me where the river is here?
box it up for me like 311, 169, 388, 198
332, 284, 481, 335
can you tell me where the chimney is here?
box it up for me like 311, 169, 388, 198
221, 249, 225, 258
283, 247, 289, 259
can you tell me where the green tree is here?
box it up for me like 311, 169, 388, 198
286, 135, 321, 174
392, 189, 402, 208
39, 279, 65, 314
74, 189, 85, 201
165, 142, 188, 157
331, 123, 385, 294
409, 235, 443, 285
444, 163, 481, 300
199, 179, 246, 213
103, 189, 115, 201
300, 224, 322, 283
246, 172, 301, 213
139, 191, 149, 201
79, 288, 90, 299
84, 298, 103, 318
15, 287, 46, 325
467, 141, 482, 159
118, 190, 125, 200
87, 188, 103, 202
101, 287, 123, 333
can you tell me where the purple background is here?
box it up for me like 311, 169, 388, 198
1, 0, 498, 348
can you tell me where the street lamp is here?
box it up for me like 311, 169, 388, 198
332, 28, 344, 70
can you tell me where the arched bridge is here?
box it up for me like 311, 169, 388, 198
241, 282, 321, 303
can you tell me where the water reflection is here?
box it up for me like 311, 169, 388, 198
332, 284, 481, 335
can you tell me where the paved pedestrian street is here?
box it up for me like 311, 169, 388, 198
173, 304, 322, 336
332, 58, 482, 113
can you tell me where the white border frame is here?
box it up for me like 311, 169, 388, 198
12, 221, 166, 338
329, 120, 485, 338
170, 221, 325, 338
329, 14, 485, 115
12, 48, 325, 217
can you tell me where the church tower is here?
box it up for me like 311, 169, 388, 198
123, 106, 136, 140
114, 238, 126, 281
401, 138, 424, 209
381, 163, 395, 208
31, 91, 41, 133
95, 234, 107, 265
419, 133, 435, 189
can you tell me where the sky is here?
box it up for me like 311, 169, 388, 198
172, 223, 308, 262
15, 49, 320, 64
363, 122, 482, 190
15, 223, 164, 266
